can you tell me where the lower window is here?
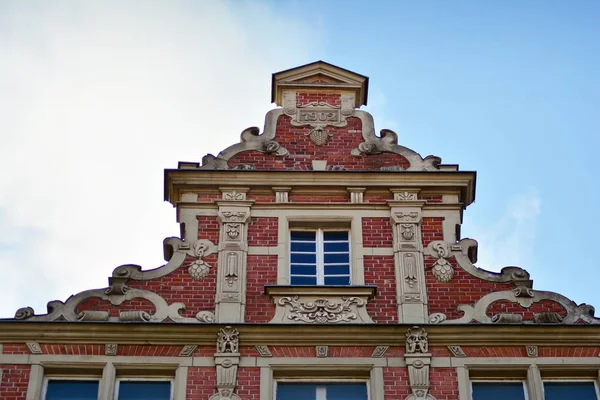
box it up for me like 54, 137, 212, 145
543, 381, 598, 399
115, 379, 172, 400
276, 382, 368, 400
471, 381, 526, 400
44, 379, 100, 400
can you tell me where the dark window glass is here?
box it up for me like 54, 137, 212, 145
323, 253, 349, 264
544, 382, 597, 400
118, 381, 171, 400
323, 276, 350, 285
291, 231, 317, 240
291, 264, 317, 275
323, 231, 348, 241
276, 383, 367, 400
326, 383, 368, 400
290, 276, 317, 285
45, 380, 99, 400
276, 383, 317, 400
323, 242, 349, 252
291, 253, 317, 264
291, 241, 316, 252
324, 264, 350, 275
472, 382, 526, 400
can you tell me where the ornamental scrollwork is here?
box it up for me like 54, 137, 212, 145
217, 326, 240, 354
278, 296, 364, 323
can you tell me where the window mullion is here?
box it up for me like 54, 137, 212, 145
316, 385, 327, 400
317, 229, 324, 285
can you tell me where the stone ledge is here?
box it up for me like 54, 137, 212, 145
265, 285, 377, 324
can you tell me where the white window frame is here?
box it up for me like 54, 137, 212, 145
289, 228, 352, 286
114, 377, 174, 400
469, 379, 529, 399
274, 378, 370, 400
542, 379, 600, 399
41, 376, 102, 400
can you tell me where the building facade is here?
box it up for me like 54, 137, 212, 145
1, 61, 600, 400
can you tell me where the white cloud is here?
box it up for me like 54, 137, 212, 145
0, 1, 323, 317
462, 188, 542, 273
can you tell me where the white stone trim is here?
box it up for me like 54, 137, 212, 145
99, 362, 116, 400
173, 366, 188, 400
26, 364, 44, 400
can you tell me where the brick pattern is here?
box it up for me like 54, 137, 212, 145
297, 92, 342, 106
421, 217, 444, 247
197, 215, 220, 243
364, 193, 392, 202
197, 193, 221, 202
1, 344, 28, 354
288, 194, 349, 202
426, 262, 512, 320
420, 194, 443, 203
227, 115, 410, 171
430, 368, 459, 400
362, 217, 393, 248
383, 367, 411, 399
236, 367, 260, 400
464, 346, 600, 357
245, 255, 277, 322
364, 255, 397, 323
186, 367, 216, 399
248, 217, 278, 246
0, 364, 30, 400
247, 193, 275, 202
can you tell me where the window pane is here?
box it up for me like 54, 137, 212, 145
326, 383, 368, 400
324, 276, 350, 285
324, 264, 350, 275
324, 242, 349, 252
291, 276, 317, 285
118, 381, 171, 400
291, 231, 317, 240
291, 264, 317, 275
544, 382, 597, 400
323, 253, 350, 264
46, 380, 99, 400
291, 242, 316, 252
276, 383, 317, 400
291, 253, 317, 264
323, 231, 348, 241
472, 382, 526, 400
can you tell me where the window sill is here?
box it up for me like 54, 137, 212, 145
264, 285, 377, 324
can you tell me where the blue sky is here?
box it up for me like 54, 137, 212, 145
0, 1, 599, 317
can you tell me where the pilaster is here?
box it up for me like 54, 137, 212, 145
389, 189, 428, 323
215, 188, 253, 323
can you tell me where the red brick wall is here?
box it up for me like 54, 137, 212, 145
364, 255, 397, 323
486, 299, 567, 321
0, 364, 30, 400
421, 217, 444, 247
197, 216, 220, 243
186, 367, 216, 399
383, 367, 411, 399
364, 193, 392, 202
248, 217, 278, 246
1, 344, 28, 354
430, 368, 459, 400
245, 255, 277, 322
362, 217, 393, 248
197, 193, 221, 202
288, 193, 349, 202
227, 115, 410, 171
236, 367, 260, 400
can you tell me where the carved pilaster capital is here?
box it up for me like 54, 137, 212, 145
390, 209, 423, 224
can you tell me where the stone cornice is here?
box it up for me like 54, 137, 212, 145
164, 170, 476, 206
1, 323, 599, 347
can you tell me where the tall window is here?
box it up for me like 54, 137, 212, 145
543, 381, 598, 399
276, 382, 367, 400
471, 381, 526, 400
115, 379, 172, 400
290, 230, 350, 285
